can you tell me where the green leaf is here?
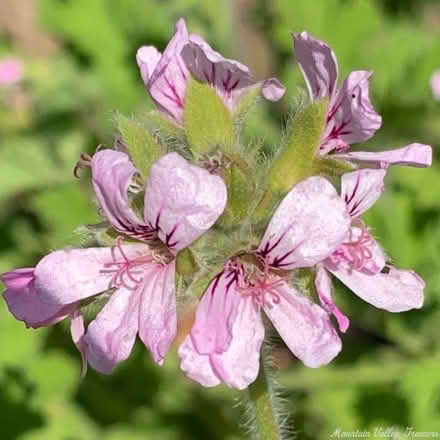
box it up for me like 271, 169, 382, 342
184, 77, 235, 153
268, 99, 328, 193
116, 113, 163, 179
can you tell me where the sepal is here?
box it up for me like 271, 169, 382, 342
184, 77, 235, 153
268, 99, 328, 193
116, 113, 163, 179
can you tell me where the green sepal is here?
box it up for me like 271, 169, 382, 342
146, 110, 185, 139
176, 247, 199, 278
250, 188, 284, 227
232, 85, 261, 127
116, 113, 163, 179
184, 77, 235, 153
268, 98, 328, 193
217, 154, 257, 227
185, 264, 224, 299
293, 268, 318, 302
312, 156, 356, 177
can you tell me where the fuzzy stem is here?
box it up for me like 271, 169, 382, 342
248, 349, 282, 440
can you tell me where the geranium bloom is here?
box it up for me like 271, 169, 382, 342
430, 70, 440, 100
294, 32, 431, 168
1, 150, 227, 374
0, 57, 23, 86
136, 18, 285, 124
315, 169, 424, 332
179, 176, 352, 389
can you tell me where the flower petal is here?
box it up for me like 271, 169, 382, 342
293, 31, 338, 100
315, 265, 349, 333
190, 268, 241, 355
262, 78, 286, 101
181, 41, 284, 109
210, 296, 265, 389
84, 286, 141, 374
179, 293, 264, 389
144, 152, 227, 252
146, 18, 189, 124
327, 265, 424, 312
34, 245, 147, 305
341, 169, 386, 218
324, 71, 381, 148
333, 143, 432, 169
136, 46, 162, 84
71, 309, 87, 378
1, 268, 73, 328
91, 149, 154, 240
258, 176, 351, 269
138, 262, 177, 365
178, 336, 221, 387
263, 282, 342, 367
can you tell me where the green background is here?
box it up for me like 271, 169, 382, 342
0, 0, 439, 439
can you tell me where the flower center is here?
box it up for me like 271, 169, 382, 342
100, 237, 168, 291
235, 258, 287, 308
333, 223, 373, 270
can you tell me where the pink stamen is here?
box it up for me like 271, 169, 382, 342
100, 237, 154, 291
335, 224, 373, 270
237, 259, 287, 308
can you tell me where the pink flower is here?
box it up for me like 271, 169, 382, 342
1, 151, 227, 374
179, 176, 352, 389
293, 32, 431, 169
430, 70, 440, 100
136, 18, 285, 124
0, 57, 23, 86
315, 169, 424, 332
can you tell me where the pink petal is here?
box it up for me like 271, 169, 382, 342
258, 176, 351, 269
190, 269, 241, 355
138, 262, 177, 365
136, 46, 162, 84
210, 296, 265, 389
327, 265, 424, 312
1, 268, 74, 328
71, 309, 87, 378
144, 152, 227, 252
315, 265, 349, 333
178, 336, 221, 387
325, 71, 381, 147
146, 18, 190, 124
333, 143, 432, 169
262, 78, 286, 101
263, 282, 342, 367
341, 169, 386, 218
84, 286, 141, 374
293, 31, 339, 100
1, 268, 35, 289
179, 293, 265, 389
33, 245, 147, 305
181, 41, 284, 109
91, 150, 153, 240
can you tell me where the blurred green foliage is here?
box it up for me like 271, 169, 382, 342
0, 0, 439, 439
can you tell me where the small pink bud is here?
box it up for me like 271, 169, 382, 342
0, 57, 23, 86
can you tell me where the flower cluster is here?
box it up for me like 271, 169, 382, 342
1, 19, 432, 389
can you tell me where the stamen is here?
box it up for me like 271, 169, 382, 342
100, 236, 156, 291
237, 259, 287, 308
335, 223, 373, 270
73, 152, 92, 178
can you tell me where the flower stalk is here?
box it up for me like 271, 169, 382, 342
248, 346, 283, 440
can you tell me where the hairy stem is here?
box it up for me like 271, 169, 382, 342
248, 348, 283, 440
